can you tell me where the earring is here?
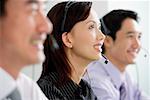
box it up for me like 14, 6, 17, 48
68, 44, 72, 48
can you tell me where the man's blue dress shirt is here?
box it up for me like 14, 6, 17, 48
83, 56, 150, 100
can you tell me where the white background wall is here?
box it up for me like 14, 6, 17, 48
22, 0, 150, 95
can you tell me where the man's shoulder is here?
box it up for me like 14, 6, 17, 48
17, 73, 48, 100
86, 59, 105, 73
83, 59, 114, 88
84, 60, 108, 80
17, 73, 33, 84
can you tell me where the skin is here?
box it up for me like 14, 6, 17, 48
105, 18, 141, 72
0, 0, 52, 79
62, 9, 105, 84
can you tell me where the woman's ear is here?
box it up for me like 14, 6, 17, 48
62, 32, 73, 48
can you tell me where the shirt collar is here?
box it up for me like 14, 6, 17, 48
100, 56, 125, 89
60, 79, 89, 99
59, 78, 79, 98
0, 67, 17, 99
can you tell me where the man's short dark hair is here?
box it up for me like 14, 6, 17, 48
100, 9, 139, 53
0, 0, 7, 17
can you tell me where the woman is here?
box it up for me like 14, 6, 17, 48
37, 1, 105, 100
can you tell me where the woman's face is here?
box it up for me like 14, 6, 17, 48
65, 9, 105, 64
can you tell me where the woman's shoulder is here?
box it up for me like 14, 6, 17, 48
37, 72, 59, 87
37, 73, 65, 99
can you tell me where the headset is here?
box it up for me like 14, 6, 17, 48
135, 47, 150, 87
100, 18, 110, 64
141, 47, 150, 59
102, 54, 108, 64
61, 1, 76, 32
49, 34, 59, 51
100, 18, 111, 35
49, 1, 77, 51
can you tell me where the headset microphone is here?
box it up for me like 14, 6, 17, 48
141, 47, 149, 58
102, 54, 108, 64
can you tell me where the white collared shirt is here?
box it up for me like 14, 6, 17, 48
0, 68, 16, 100
0, 67, 48, 100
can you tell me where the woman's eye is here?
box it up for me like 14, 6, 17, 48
89, 24, 95, 29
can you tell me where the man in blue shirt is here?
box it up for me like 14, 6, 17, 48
83, 9, 150, 100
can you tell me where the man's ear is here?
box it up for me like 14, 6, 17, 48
104, 36, 114, 48
62, 32, 73, 48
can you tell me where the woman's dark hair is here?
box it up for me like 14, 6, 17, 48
40, 1, 92, 85
100, 9, 139, 54
0, 0, 7, 17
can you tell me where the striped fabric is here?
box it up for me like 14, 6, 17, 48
37, 72, 97, 100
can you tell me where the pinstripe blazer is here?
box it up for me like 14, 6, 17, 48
37, 72, 97, 100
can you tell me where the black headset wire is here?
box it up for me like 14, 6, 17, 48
61, 1, 76, 32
